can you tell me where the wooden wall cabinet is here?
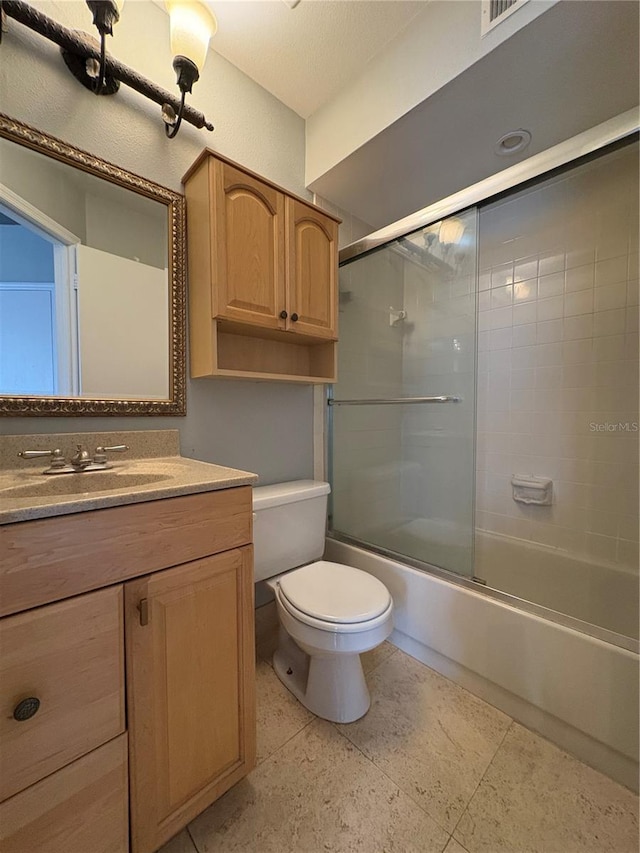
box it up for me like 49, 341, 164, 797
184, 151, 340, 383
0, 486, 255, 853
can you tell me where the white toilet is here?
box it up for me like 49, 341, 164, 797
253, 480, 393, 723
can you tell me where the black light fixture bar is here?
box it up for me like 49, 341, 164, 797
1, 0, 214, 132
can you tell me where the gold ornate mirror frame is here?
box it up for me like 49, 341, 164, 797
0, 113, 186, 416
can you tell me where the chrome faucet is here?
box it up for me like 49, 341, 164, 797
18, 444, 129, 475
70, 444, 93, 471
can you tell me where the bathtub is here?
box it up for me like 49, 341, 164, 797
324, 536, 639, 792
475, 529, 639, 641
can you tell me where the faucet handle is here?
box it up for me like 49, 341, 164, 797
93, 444, 129, 465
18, 448, 66, 469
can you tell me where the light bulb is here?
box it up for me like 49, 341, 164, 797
166, 0, 217, 73
438, 218, 465, 246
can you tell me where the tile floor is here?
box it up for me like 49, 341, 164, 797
160, 604, 638, 853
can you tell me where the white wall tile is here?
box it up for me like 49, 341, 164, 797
537, 296, 564, 321
594, 282, 627, 312
595, 255, 627, 287
537, 319, 563, 343
490, 306, 513, 329
513, 278, 537, 302
564, 290, 594, 316
565, 264, 594, 292
512, 323, 537, 348
489, 327, 512, 350
476, 145, 638, 581
538, 251, 565, 276
511, 368, 536, 390
491, 263, 514, 288
594, 308, 627, 337
491, 284, 513, 308
563, 314, 594, 341
538, 271, 565, 298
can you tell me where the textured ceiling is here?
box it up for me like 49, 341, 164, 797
204, 0, 427, 118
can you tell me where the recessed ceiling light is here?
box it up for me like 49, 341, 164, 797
495, 129, 532, 156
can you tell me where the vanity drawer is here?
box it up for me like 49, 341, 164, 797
0, 485, 253, 615
0, 585, 125, 801
0, 734, 129, 853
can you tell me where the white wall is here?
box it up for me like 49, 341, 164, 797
77, 246, 168, 399
0, 0, 313, 484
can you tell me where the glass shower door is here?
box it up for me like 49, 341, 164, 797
329, 209, 477, 577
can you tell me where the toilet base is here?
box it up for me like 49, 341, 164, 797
273, 630, 370, 724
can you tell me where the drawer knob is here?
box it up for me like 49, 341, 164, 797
13, 697, 40, 721
291, 313, 299, 322
279, 310, 288, 319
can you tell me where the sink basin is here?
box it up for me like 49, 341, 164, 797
2, 472, 170, 499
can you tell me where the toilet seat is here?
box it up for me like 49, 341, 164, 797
277, 560, 392, 633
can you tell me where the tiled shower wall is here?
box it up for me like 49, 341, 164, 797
476, 142, 639, 570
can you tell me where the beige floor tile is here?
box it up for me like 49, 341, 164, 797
336, 650, 511, 833
189, 718, 450, 853
255, 601, 279, 663
256, 659, 315, 764
361, 640, 398, 675
157, 829, 197, 853
454, 723, 639, 853
443, 839, 469, 853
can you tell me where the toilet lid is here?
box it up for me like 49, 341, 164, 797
278, 561, 391, 624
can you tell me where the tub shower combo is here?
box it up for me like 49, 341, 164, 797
327, 114, 639, 790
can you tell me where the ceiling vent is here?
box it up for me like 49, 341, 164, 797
481, 0, 530, 36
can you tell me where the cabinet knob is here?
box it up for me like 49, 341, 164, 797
279, 310, 288, 320
13, 697, 40, 721
291, 313, 299, 322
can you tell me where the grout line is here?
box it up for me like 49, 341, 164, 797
329, 720, 452, 839
334, 647, 517, 838
257, 715, 317, 768
448, 719, 515, 844
186, 824, 200, 853
362, 644, 400, 677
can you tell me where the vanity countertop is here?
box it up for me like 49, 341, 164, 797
0, 430, 258, 525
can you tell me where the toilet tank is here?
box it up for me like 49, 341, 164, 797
253, 480, 331, 582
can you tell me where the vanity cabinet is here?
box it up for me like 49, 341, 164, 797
183, 150, 339, 383
0, 485, 255, 853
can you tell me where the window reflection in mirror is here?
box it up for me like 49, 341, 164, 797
0, 138, 170, 401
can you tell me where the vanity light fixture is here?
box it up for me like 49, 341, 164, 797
163, 0, 217, 138
84, 0, 125, 94
0, 0, 215, 138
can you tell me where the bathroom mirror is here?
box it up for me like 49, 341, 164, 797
0, 114, 186, 416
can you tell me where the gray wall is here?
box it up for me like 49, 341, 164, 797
0, 0, 313, 485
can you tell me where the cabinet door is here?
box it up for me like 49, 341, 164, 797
213, 161, 286, 330
286, 198, 338, 339
125, 547, 255, 853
